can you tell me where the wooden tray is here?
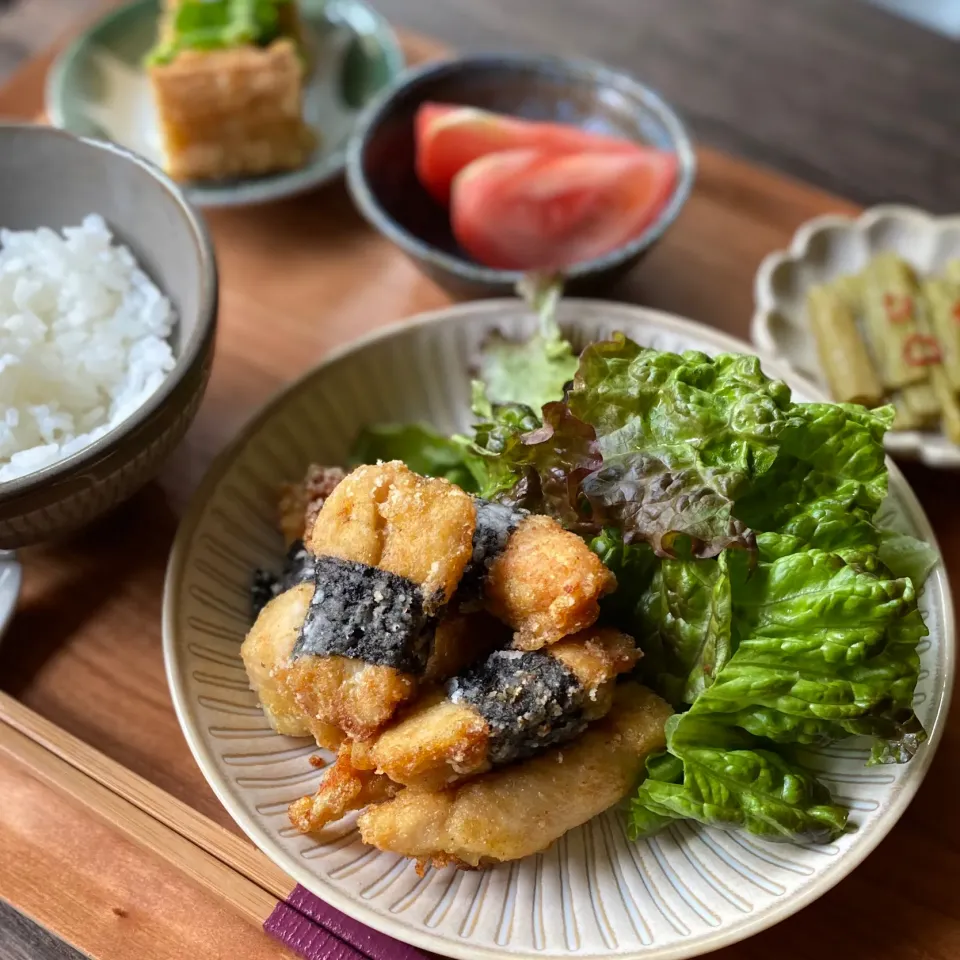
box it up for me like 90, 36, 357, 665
1, 22, 959, 960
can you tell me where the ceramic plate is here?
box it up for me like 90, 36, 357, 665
164, 300, 953, 960
46, 0, 404, 208
752, 204, 960, 468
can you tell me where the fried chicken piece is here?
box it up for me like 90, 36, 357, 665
286, 642, 416, 744
244, 583, 501, 747
358, 627, 639, 790
286, 614, 510, 833
241, 583, 342, 746
257, 463, 478, 741
287, 628, 641, 833
484, 515, 616, 649
279, 465, 346, 547
241, 583, 414, 746
288, 748, 400, 834
241, 582, 313, 738
357, 683, 671, 867
308, 461, 476, 611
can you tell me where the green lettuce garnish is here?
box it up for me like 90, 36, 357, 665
477, 274, 578, 412
630, 715, 850, 843
874, 494, 940, 588
146, 0, 291, 66
569, 335, 794, 558
350, 423, 477, 492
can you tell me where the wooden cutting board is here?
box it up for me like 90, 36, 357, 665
1, 21, 959, 960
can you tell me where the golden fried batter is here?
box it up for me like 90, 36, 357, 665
288, 748, 399, 834
485, 515, 617, 649
288, 652, 415, 743
285, 627, 642, 829
242, 583, 415, 746
308, 461, 476, 609
550, 627, 640, 705
358, 628, 638, 792
351, 690, 491, 792
241, 582, 313, 738
357, 683, 672, 868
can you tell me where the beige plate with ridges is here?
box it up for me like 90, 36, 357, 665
163, 300, 954, 960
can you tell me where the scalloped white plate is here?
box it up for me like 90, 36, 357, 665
164, 300, 953, 960
752, 204, 960, 468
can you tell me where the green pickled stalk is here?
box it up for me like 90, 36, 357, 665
806, 284, 883, 406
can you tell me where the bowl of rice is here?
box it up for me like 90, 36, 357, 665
0, 124, 217, 548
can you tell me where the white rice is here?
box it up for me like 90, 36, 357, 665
0, 214, 176, 482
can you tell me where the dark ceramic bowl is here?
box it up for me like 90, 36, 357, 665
0, 124, 218, 548
346, 54, 696, 299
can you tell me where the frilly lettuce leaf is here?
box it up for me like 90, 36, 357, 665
734, 402, 894, 562
717, 546, 927, 757
873, 494, 940, 589
568, 335, 795, 557
634, 552, 732, 708
477, 274, 578, 412
461, 397, 601, 526
349, 423, 477, 492
628, 539, 927, 841
630, 715, 849, 843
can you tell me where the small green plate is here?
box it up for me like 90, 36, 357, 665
46, 0, 404, 208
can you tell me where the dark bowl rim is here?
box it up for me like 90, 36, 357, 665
345, 52, 697, 284
0, 123, 218, 501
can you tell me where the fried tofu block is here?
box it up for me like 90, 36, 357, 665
308, 461, 476, 610
485, 515, 616, 649
148, 39, 315, 181
279, 465, 346, 547
357, 683, 671, 868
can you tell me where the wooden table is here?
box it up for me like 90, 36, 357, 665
1, 4, 959, 960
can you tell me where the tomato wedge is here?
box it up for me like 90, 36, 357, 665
415, 101, 648, 204
451, 148, 678, 270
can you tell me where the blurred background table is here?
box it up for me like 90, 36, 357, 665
1, 1, 959, 959
2, 0, 960, 209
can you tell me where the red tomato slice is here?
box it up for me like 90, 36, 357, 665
451, 148, 678, 270
414, 101, 648, 205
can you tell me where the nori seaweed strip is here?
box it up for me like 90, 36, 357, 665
458, 498, 528, 602
293, 556, 434, 674
449, 650, 587, 765
250, 539, 318, 619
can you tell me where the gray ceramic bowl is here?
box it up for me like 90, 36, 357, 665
0, 124, 217, 548
346, 55, 696, 299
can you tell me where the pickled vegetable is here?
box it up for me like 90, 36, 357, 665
805, 284, 883, 406
860, 253, 929, 390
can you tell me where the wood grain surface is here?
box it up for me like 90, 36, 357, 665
0, 748, 297, 960
0, 17, 959, 960
3, 0, 960, 210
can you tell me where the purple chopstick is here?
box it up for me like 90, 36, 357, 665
264, 884, 428, 960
